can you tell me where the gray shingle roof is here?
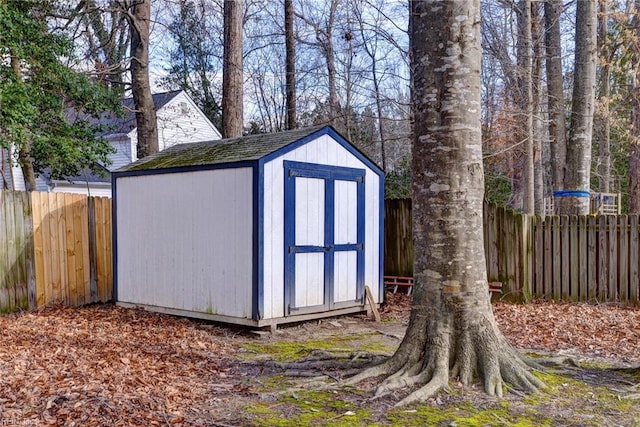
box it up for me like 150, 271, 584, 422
116, 125, 329, 172
65, 90, 183, 135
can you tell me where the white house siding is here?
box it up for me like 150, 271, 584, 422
108, 135, 135, 171
116, 167, 254, 318
262, 134, 381, 319
156, 91, 221, 151
52, 183, 112, 198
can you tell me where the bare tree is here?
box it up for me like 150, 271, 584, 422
347, 0, 542, 405
518, 0, 534, 214
558, 0, 598, 215
544, 0, 567, 196
285, 0, 297, 130
222, 0, 244, 137
120, 0, 159, 158
630, 0, 640, 213
596, 0, 612, 194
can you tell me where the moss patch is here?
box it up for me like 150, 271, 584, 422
242, 333, 392, 362
247, 390, 373, 427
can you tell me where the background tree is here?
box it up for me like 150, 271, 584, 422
285, 0, 297, 130
120, 0, 159, 158
222, 0, 244, 138
162, 0, 223, 129
630, 0, 640, 213
558, 0, 598, 215
347, 0, 542, 404
545, 0, 567, 196
0, 0, 118, 191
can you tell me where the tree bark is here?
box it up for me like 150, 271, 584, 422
518, 0, 534, 214
532, 2, 544, 214
10, 53, 36, 191
222, 0, 244, 138
597, 0, 611, 194
544, 0, 567, 196
284, 0, 297, 130
558, 0, 597, 215
347, 0, 542, 405
125, 0, 159, 159
630, 0, 640, 213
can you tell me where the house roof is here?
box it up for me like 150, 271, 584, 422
116, 125, 380, 173
100, 90, 184, 134
65, 90, 184, 135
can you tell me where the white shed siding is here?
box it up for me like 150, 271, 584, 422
262, 134, 381, 319
116, 168, 254, 318
157, 91, 221, 151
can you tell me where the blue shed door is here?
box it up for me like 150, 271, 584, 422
284, 161, 365, 315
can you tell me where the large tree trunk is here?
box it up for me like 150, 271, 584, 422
532, 2, 545, 214
284, 0, 297, 130
10, 53, 36, 191
630, 0, 640, 213
126, 0, 159, 159
518, 0, 534, 214
596, 0, 611, 194
544, 0, 567, 196
222, 0, 244, 138
557, 0, 597, 215
347, 0, 542, 405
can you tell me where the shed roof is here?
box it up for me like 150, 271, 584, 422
116, 125, 371, 173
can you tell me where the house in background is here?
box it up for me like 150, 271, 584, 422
1, 90, 221, 197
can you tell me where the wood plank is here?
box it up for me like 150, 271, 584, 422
630, 215, 639, 305
64, 194, 78, 306
552, 215, 561, 300
569, 216, 579, 301
105, 199, 113, 300
534, 215, 544, 298
598, 215, 608, 301
40, 192, 55, 306
88, 197, 98, 302
72, 195, 86, 305
79, 196, 91, 304
578, 216, 588, 301
57, 193, 69, 305
561, 215, 570, 300
364, 285, 380, 322
587, 215, 597, 301
619, 215, 629, 303
544, 215, 553, 298
30, 192, 46, 307
95, 197, 108, 302
608, 215, 618, 301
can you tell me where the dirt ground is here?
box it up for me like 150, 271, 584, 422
0, 295, 639, 426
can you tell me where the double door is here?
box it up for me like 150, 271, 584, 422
284, 161, 365, 315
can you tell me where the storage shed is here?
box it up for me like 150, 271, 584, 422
112, 126, 384, 328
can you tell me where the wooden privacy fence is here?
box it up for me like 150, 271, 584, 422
0, 190, 112, 312
385, 199, 640, 305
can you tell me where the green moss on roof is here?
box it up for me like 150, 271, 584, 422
117, 125, 328, 172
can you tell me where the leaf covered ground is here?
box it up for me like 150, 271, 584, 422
0, 297, 638, 426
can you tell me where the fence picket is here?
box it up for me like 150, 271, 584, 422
608, 215, 618, 301
598, 215, 608, 301
630, 215, 639, 305
578, 216, 588, 301
619, 215, 629, 303
587, 216, 597, 300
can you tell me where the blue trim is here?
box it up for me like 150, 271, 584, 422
257, 159, 265, 320
111, 174, 118, 302
378, 174, 385, 301
111, 160, 257, 179
253, 162, 260, 320
356, 177, 365, 302
324, 178, 335, 309
283, 163, 296, 314
262, 126, 384, 177
283, 161, 366, 314
553, 190, 591, 198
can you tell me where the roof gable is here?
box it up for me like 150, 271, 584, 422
115, 126, 382, 174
